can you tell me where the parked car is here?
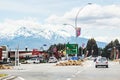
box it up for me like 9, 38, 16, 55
26, 58, 40, 64
38, 56, 44, 63
95, 57, 108, 68
48, 56, 58, 63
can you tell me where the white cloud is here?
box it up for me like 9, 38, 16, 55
45, 4, 120, 42
0, 4, 120, 43
0, 0, 46, 14
0, 17, 75, 40
0, 18, 41, 39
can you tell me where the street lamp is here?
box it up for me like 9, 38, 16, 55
15, 44, 19, 67
63, 3, 92, 57
63, 23, 76, 36
63, 23, 75, 28
63, 3, 92, 37
75, 3, 92, 28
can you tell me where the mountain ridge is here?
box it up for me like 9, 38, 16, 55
0, 26, 107, 50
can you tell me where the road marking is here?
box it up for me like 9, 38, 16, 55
68, 61, 93, 80
66, 78, 71, 80
73, 61, 92, 76
18, 77, 25, 80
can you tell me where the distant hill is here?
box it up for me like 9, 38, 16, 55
0, 26, 107, 50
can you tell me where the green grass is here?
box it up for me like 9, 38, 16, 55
0, 74, 8, 77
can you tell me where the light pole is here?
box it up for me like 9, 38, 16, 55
15, 45, 19, 66
63, 24, 76, 35
63, 3, 92, 37
63, 23, 78, 58
63, 3, 92, 57
113, 47, 116, 60
75, 3, 92, 28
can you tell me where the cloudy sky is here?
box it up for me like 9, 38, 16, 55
0, 0, 120, 43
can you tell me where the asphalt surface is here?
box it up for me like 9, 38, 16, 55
0, 60, 120, 80
71, 61, 120, 80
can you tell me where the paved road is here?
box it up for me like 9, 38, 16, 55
0, 60, 120, 80
71, 61, 120, 80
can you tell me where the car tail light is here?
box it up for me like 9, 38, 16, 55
96, 62, 98, 64
106, 62, 108, 64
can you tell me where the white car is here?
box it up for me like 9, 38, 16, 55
26, 58, 40, 64
95, 57, 108, 68
48, 57, 58, 63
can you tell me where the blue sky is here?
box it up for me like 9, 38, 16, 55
0, 0, 120, 43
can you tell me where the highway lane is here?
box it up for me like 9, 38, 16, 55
0, 61, 90, 80
0, 60, 120, 80
71, 61, 120, 80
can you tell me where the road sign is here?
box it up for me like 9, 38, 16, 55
66, 44, 78, 54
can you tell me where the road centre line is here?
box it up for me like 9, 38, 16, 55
66, 78, 71, 80
76, 61, 92, 75
70, 61, 92, 80
18, 77, 25, 80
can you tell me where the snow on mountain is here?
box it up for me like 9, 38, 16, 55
0, 26, 107, 50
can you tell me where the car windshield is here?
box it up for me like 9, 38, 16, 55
50, 57, 54, 59
98, 57, 107, 61
31, 58, 37, 60
101, 57, 107, 61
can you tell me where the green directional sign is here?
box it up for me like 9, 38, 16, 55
66, 44, 78, 54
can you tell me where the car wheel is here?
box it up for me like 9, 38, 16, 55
106, 65, 108, 68
95, 65, 97, 68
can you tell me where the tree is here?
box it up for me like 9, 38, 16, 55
56, 43, 66, 51
47, 43, 66, 57
86, 38, 98, 57
103, 39, 120, 59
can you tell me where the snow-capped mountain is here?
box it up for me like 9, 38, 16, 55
0, 26, 107, 50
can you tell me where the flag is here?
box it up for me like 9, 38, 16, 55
76, 27, 81, 37
116, 50, 119, 59
53, 47, 57, 53
82, 43, 85, 49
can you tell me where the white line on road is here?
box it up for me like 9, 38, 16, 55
76, 62, 92, 74
70, 61, 93, 80
66, 78, 71, 80
18, 77, 25, 80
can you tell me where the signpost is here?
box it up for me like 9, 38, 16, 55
66, 44, 78, 54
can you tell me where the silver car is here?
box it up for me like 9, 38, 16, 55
95, 57, 108, 68
48, 56, 58, 63
26, 58, 40, 64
